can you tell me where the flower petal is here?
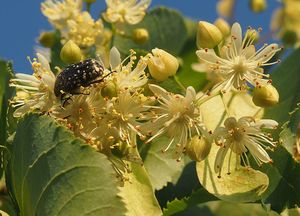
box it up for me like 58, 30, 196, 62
196, 49, 219, 64
231, 22, 242, 52
110, 46, 121, 70
244, 140, 271, 163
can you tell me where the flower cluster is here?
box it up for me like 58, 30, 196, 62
10, 0, 282, 179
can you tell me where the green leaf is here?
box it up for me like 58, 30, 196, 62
142, 137, 185, 190
163, 188, 216, 216
279, 124, 296, 157
118, 160, 162, 216
0, 60, 14, 179
0, 60, 13, 142
257, 49, 300, 213
265, 49, 300, 132
50, 31, 66, 71
7, 114, 126, 216
0, 195, 18, 216
176, 40, 207, 92
113, 7, 188, 56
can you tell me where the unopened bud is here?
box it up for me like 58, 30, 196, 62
197, 21, 223, 49
245, 28, 260, 44
132, 28, 149, 44
252, 84, 279, 107
186, 136, 211, 162
147, 48, 179, 81
250, 0, 267, 13
84, 0, 96, 3
38, 31, 56, 48
214, 18, 230, 37
217, 0, 235, 18
281, 30, 298, 47
101, 81, 117, 98
60, 40, 83, 64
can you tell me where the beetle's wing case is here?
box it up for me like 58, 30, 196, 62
54, 59, 104, 97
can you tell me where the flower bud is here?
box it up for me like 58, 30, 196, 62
281, 30, 298, 47
197, 21, 223, 49
250, 0, 267, 13
147, 48, 179, 81
217, 0, 235, 18
214, 18, 230, 37
60, 40, 83, 64
132, 28, 149, 44
186, 136, 211, 162
38, 31, 56, 48
245, 28, 260, 44
101, 81, 117, 98
84, 0, 96, 3
252, 84, 279, 107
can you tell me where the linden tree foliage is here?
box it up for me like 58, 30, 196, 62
113, 7, 189, 56
6, 114, 126, 216
258, 49, 300, 212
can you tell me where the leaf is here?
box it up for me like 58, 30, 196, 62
118, 161, 162, 216
197, 92, 268, 202
257, 49, 300, 212
176, 40, 207, 92
7, 114, 126, 216
163, 188, 216, 216
0, 60, 14, 179
50, 31, 66, 71
0, 195, 18, 216
265, 48, 300, 132
279, 125, 296, 157
0, 60, 13, 142
113, 7, 188, 56
142, 137, 185, 190
196, 145, 269, 203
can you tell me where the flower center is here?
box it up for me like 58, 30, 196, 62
232, 60, 247, 75
230, 128, 245, 142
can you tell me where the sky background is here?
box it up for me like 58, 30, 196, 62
0, 0, 281, 73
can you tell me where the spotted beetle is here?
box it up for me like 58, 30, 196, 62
54, 58, 107, 99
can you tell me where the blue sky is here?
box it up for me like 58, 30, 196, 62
0, 0, 281, 73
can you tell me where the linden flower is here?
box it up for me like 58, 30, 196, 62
196, 23, 281, 92
102, 0, 151, 25
145, 84, 206, 160
106, 47, 148, 92
62, 12, 103, 48
214, 116, 278, 177
10, 53, 57, 117
89, 90, 149, 151
53, 88, 104, 138
41, 0, 82, 30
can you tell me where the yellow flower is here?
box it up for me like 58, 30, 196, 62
196, 23, 281, 92
41, 0, 82, 30
144, 84, 207, 160
10, 53, 58, 117
63, 12, 103, 48
103, 0, 151, 25
214, 117, 277, 177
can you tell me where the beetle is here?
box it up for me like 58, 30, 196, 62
54, 58, 109, 100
